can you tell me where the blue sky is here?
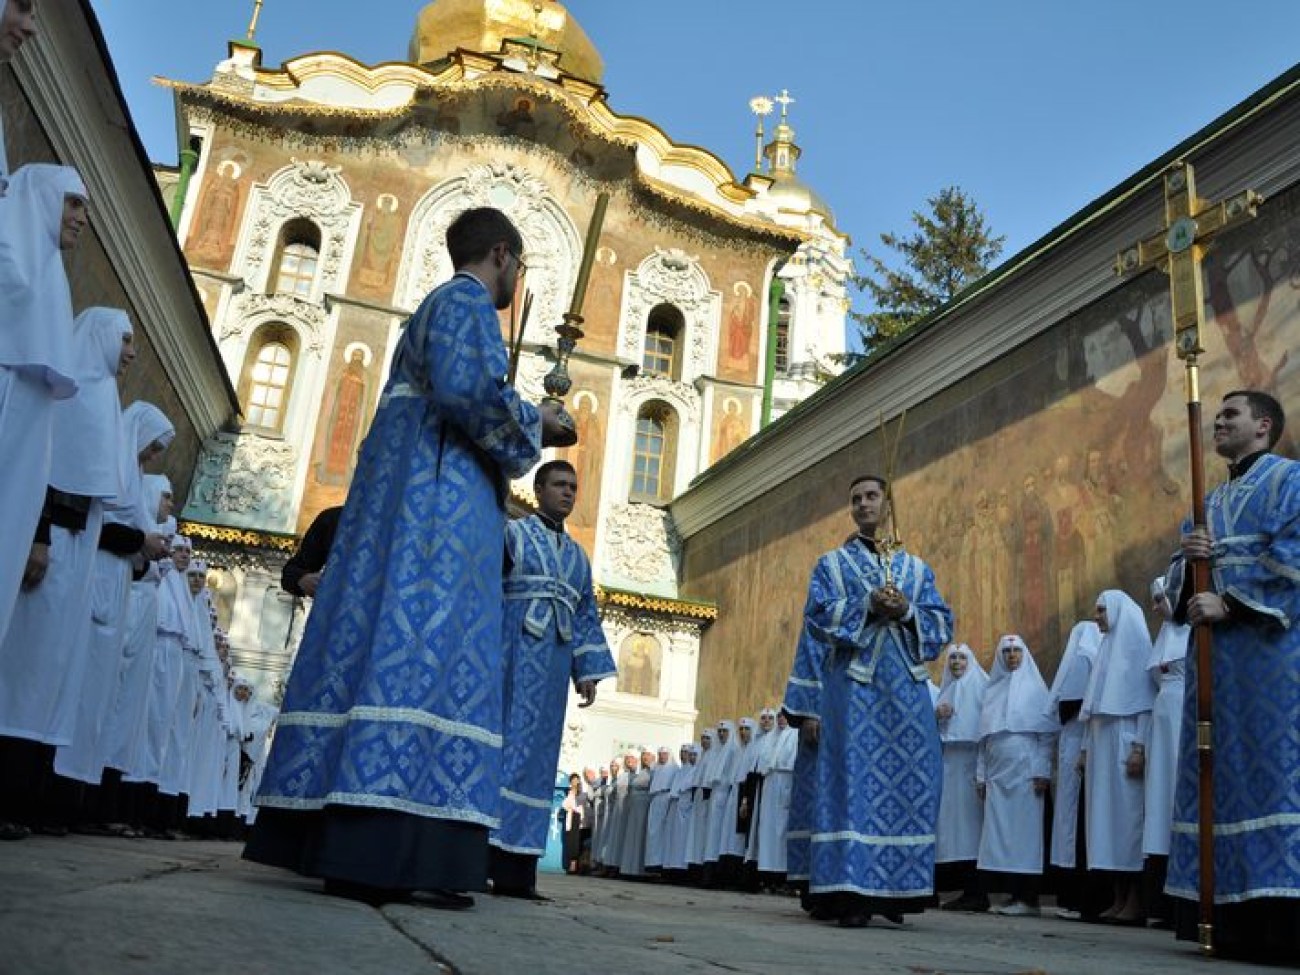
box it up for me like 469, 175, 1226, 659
95, 1, 1300, 334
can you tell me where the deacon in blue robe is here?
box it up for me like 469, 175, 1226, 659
488, 460, 616, 895
1165, 390, 1300, 960
783, 474, 952, 928
246, 208, 565, 905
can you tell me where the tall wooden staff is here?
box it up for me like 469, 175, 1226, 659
1115, 160, 1260, 955
540, 192, 610, 447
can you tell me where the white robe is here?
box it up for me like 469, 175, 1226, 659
662, 764, 696, 871
644, 764, 677, 869
52, 546, 133, 783
1083, 713, 1150, 871
0, 506, 101, 745
0, 366, 54, 647
103, 573, 162, 779
976, 731, 1052, 874
1142, 659, 1185, 856
1049, 718, 1087, 868
617, 768, 653, 876
936, 742, 983, 863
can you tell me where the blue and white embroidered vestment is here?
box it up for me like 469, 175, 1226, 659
256, 274, 541, 828
491, 514, 616, 856
1166, 453, 1300, 905
783, 538, 952, 898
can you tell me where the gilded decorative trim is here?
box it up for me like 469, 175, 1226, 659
178, 519, 298, 552
595, 585, 718, 621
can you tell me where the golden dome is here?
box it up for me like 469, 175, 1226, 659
409, 0, 604, 82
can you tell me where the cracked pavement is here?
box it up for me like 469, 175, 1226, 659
0, 836, 1272, 974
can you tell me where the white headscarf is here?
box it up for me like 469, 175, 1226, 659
157, 534, 194, 643
1147, 576, 1189, 670
730, 717, 756, 784
648, 746, 678, 795
1046, 620, 1102, 713
111, 401, 175, 531
689, 730, 716, 789
47, 307, 130, 496
978, 635, 1055, 738
936, 643, 989, 743
1082, 590, 1156, 719
0, 164, 87, 398
707, 720, 738, 788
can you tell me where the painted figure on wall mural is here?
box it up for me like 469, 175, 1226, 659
618, 632, 661, 698
726, 281, 756, 368
191, 161, 242, 260
714, 397, 747, 463
317, 347, 370, 485
358, 194, 401, 290
560, 390, 604, 549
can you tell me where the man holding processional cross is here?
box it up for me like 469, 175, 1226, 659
1118, 162, 1300, 961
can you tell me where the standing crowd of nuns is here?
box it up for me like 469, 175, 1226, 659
560, 708, 802, 892
565, 580, 1186, 931
0, 1, 277, 842
932, 581, 1187, 924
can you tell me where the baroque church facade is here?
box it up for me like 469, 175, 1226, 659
164, 0, 850, 771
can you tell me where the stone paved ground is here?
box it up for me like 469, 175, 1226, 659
0, 835, 1277, 975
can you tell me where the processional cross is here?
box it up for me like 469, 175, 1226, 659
1115, 160, 1261, 956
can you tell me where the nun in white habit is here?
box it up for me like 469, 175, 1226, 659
1142, 575, 1189, 924
720, 717, 756, 864
234, 676, 278, 823
53, 401, 174, 787
617, 750, 655, 877
975, 635, 1055, 916
0, 307, 131, 748
661, 743, 696, 874
643, 745, 678, 871
703, 719, 739, 869
103, 473, 173, 782
1080, 588, 1155, 924
156, 535, 199, 799
754, 710, 798, 878
1044, 620, 1101, 877
0, 164, 88, 646
685, 729, 716, 870
934, 644, 990, 911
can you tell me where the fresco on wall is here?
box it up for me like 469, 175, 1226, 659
683, 184, 1300, 726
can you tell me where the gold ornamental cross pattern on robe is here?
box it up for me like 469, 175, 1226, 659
1114, 161, 1261, 359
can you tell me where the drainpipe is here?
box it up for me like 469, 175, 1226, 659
169, 140, 201, 230
761, 275, 785, 427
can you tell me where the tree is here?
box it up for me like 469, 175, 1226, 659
849, 186, 1005, 358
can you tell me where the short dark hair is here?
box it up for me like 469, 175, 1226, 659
534, 459, 576, 491
445, 207, 522, 269
849, 474, 888, 493
1225, 389, 1286, 448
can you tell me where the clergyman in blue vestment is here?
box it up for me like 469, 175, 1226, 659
1165, 390, 1300, 961
488, 459, 617, 896
245, 207, 569, 906
783, 474, 953, 928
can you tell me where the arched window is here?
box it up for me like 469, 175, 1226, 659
269, 219, 321, 297
774, 296, 791, 374
642, 303, 684, 380
238, 324, 299, 432
630, 400, 678, 503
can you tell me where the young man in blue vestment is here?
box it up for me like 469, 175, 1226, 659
1165, 390, 1300, 961
783, 475, 953, 929
488, 459, 616, 898
245, 207, 570, 907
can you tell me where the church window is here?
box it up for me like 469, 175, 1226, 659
775, 296, 791, 374
642, 303, 685, 379
630, 401, 678, 502
238, 324, 299, 433
270, 219, 321, 297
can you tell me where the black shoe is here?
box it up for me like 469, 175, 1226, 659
418, 888, 475, 910
0, 821, 29, 841
838, 911, 872, 928
879, 912, 905, 925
